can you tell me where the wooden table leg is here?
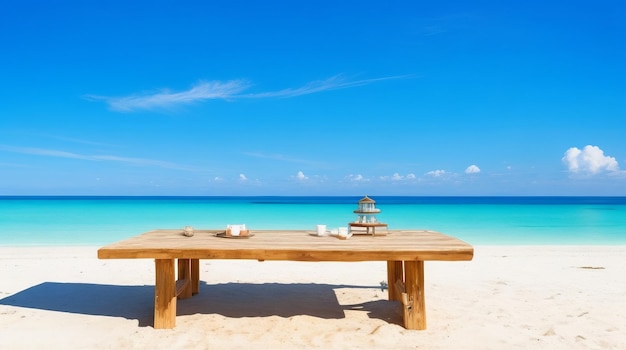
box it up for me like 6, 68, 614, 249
177, 259, 193, 299
191, 259, 200, 295
404, 260, 426, 330
386, 260, 404, 301
154, 259, 176, 329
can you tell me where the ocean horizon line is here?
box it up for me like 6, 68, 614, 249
2, 195, 626, 205
3, 195, 626, 198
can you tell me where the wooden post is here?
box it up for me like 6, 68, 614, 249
404, 260, 426, 330
191, 259, 200, 295
154, 259, 176, 329
386, 260, 404, 301
177, 259, 192, 299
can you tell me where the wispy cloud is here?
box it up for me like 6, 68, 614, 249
346, 174, 368, 182
85, 80, 250, 112
243, 151, 327, 167
419, 12, 478, 37
49, 135, 117, 147
0, 145, 90, 160
426, 169, 448, 177
90, 155, 193, 170
86, 74, 414, 112
0, 145, 195, 171
20, 133, 116, 148
380, 172, 417, 181
241, 74, 414, 99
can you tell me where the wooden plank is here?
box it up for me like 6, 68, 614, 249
394, 279, 407, 302
404, 260, 426, 330
386, 260, 404, 301
154, 259, 176, 329
175, 279, 190, 297
98, 230, 474, 262
191, 259, 200, 295
177, 259, 192, 299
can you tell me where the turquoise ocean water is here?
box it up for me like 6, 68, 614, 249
1, 196, 625, 246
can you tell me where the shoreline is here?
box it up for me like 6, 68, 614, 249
1, 245, 625, 349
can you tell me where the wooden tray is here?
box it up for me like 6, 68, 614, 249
215, 231, 254, 239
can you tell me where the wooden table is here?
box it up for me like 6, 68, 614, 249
97, 229, 473, 330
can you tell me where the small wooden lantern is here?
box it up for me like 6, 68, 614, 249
349, 196, 388, 235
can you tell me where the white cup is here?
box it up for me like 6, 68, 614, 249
229, 224, 241, 236
316, 224, 327, 236
338, 227, 349, 236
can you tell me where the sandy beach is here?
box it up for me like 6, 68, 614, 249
0, 245, 624, 349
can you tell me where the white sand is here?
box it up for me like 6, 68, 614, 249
1, 246, 624, 349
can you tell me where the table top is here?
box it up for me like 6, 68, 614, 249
97, 229, 474, 262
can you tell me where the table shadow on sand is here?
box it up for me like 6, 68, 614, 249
0, 281, 402, 328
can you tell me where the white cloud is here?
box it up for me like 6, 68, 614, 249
88, 74, 413, 112
91, 155, 186, 169
86, 80, 249, 112
465, 165, 481, 174
296, 171, 308, 180
380, 173, 416, 181
346, 174, 367, 182
0, 145, 88, 160
426, 169, 447, 177
239, 174, 248, 181
243, 74, 412, 99
0, 145, 193, 170
562, 145, 619, 174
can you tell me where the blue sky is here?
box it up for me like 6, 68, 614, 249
1, 1, 625, 196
